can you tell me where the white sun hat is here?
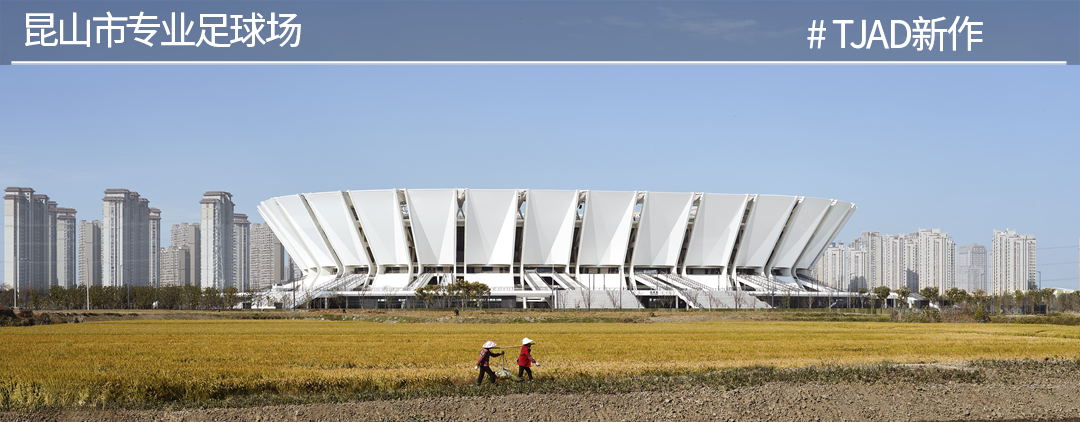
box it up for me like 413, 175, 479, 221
483, 340, 497, 348
522, 337, 534, 345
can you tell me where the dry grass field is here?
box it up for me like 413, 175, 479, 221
2, 316, 1080, 410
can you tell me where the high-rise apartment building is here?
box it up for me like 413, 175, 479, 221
176, 223, 199, 285
989, 229, 1036, 295
78, 220, 102, 287
5, 187, 38, 293
44, 199, 57, 287
55, 208, 78, 288
148, 208, 161, 287
858, 232, 918, 291
811, 242, 846, 290
4, 187, 75, 294
160, 245, 188, 287
232, 213, 251, 291
287, 257, 302, 282
101, 189, 154, 287
859, 232, 882, 289
846, 244, 866, 291
957, 243, 987, 293
912, 228, 956, 292
879, 234, 902, 290
161, 223, 199, 287
901, 236, 919, 291
158, 246, 166, 287
250, 222, 288, 290
200, 191, 234, 290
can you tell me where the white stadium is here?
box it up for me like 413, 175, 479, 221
257, 190, 855, 309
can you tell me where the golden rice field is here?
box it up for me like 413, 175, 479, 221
2, 318, 1080, 409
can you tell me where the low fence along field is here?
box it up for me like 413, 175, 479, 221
2, 315, 1080, 409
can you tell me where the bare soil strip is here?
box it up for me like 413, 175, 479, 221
3, 383, 1080, 422
5, 363, 1080, 422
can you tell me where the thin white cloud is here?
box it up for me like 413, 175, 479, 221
719, 26, 803, 42
658, 7, 757, 35
560, 8, 757, 35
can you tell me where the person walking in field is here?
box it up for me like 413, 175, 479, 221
475, 340, 503, 386
517, 337, 539, 381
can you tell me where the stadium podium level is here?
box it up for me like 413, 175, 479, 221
257, 190, 855, 309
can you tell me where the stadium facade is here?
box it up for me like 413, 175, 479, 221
257, 190, 855, 309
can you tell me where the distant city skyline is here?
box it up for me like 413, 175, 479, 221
1, 65, 1078, 288
6, 186, 294, 296
812, 228, 997, 295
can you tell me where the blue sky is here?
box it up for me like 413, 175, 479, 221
1, 65, 1077, 287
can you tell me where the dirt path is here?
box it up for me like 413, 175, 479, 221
6, 378, 1080, 422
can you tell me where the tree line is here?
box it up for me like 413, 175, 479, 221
845, 285, 1076, 315
0, 285, 245, 311
3, 282, 1078, 313
412, 279, 492, 312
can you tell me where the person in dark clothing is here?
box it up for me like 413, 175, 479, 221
517, 337, 539, 381
476, 340, 503, 386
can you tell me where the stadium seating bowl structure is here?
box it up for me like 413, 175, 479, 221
257, 190, 855, 309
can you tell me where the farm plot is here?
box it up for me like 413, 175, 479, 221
1, 319, 1079, 409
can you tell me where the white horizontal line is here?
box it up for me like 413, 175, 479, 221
10, 60, 1070, 65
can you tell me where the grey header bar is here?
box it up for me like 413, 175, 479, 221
3, 1, 1077, 65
